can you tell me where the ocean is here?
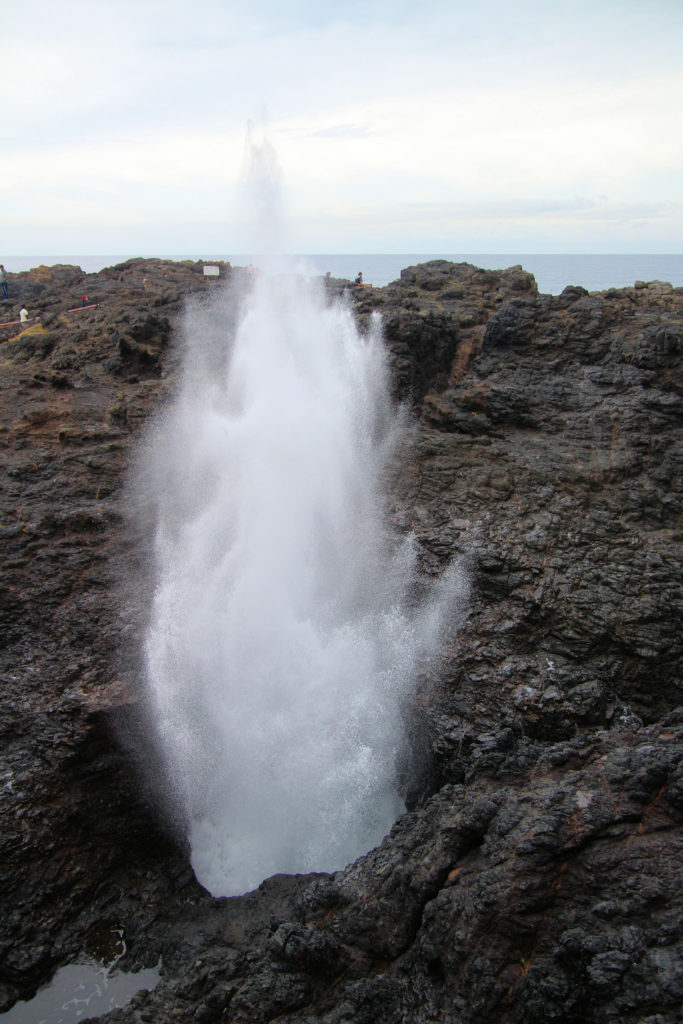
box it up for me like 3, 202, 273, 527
4, 253, 683, 295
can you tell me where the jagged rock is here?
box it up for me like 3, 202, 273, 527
0, 258, 681, 1022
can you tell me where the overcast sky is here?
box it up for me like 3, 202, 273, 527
4, 0, 683, 255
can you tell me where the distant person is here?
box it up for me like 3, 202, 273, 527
326, 271, 331, 278
81, 295, 88, 307
354, 271, 363, 285
0, 265, 8, 301
19, 307, 29, 323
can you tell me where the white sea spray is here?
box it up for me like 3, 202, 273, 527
135, 268, 467, 896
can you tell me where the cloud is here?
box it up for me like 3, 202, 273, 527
310, 124, 374, 139
4, 0, 683, 252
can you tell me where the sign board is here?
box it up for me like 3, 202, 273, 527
203, 265, 220, 277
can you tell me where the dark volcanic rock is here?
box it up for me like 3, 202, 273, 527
0, 258, 681, 1022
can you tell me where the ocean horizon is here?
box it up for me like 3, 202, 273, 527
4, 253, 683, 295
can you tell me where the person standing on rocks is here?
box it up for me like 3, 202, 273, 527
0, 265, 8, 301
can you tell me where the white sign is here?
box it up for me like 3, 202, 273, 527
203, 265, 220, 277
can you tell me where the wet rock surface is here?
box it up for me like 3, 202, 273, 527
0, 259, 681, 1022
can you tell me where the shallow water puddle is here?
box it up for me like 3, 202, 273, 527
1, 932, 160, 1023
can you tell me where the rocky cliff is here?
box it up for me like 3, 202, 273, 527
0, 259, 680, 1023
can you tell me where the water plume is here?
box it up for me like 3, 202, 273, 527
136, 269, 466, 897
236, 118, 286, 258
132, 125, 467, 895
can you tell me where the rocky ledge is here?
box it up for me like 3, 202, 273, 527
0, 259, 681, 1022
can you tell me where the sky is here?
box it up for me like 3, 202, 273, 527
3, 0, 683, 255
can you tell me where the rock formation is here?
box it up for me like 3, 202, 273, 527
0, 258, 680, 1022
